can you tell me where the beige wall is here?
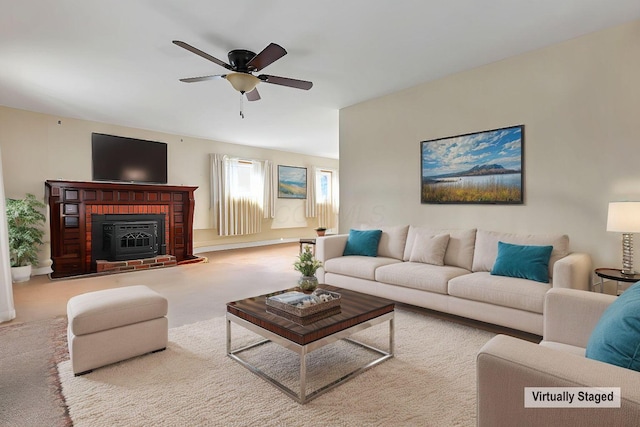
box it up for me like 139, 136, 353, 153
339, 19, 640, 268
0, 106, 338, 264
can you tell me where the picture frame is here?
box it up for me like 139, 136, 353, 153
278, 165, 307, 199
420, 125, 524, 204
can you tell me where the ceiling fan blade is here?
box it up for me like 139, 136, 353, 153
179, 74, 226, 83
246, 88, 261, 101
172, 40, 232, 71
247, 43, 287, 72
258, 74, 313, 90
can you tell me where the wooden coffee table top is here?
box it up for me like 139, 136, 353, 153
226, 285, 394, 346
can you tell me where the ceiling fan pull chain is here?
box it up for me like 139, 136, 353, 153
239, 93, 245, 119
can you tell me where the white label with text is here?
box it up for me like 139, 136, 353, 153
524, 387, 621, 408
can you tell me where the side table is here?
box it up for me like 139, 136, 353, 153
593, 268, 640, 295
299, 238, 316, 255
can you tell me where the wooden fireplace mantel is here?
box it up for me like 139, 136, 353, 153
45, 180, 198, 278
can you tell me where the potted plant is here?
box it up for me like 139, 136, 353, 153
293, 245, 323, 292
6, 193, 46, 282
315, 226, 327, 237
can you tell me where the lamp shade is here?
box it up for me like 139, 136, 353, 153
607, 202, 640, 232
225, 73, 260, 93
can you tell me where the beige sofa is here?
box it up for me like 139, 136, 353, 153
477, 288, 640, 426
316, 226, 591, 335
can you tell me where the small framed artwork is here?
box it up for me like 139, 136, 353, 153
421, 125, 524, 204
278, 165, 307, 199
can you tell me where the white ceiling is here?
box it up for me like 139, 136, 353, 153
1, 1, 639, 159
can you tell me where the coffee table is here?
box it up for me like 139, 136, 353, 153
226, 285, 394, 403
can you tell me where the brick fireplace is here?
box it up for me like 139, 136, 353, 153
45, 180, 197, 278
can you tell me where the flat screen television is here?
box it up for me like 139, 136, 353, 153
91, 133, 168, 184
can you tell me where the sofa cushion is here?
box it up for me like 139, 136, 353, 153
472, 230, 569, 278
448, 272, 550, 313
403, 227, 476, 270
586, 282, 640, 371
359, 224, 409, 260
343, 229, 383, 257
324, 256, 401, 281
409, 233, 450, 265
375, 262, 470, 294
491, 242, 553, 283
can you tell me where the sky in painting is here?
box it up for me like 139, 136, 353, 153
279, 166, 307, 184
421, 126, 522, 177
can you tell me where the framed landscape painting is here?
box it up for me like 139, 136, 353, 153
421, 125, 524, 204
278, 165, 307, 199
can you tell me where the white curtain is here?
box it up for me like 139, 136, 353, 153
0, 147, 16, 322
263, 160, 275, 219
210, 153, 227, 230
307, 167, 339, 231
210, 154, 267, 236
318, 169, 339, 230
305, 165, 317, 218
316, 202, 334, 229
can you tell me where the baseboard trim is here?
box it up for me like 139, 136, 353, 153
33, 266, 53, 276
194, 238, 300, 254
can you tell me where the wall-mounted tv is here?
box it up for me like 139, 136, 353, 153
91, 133, 168, 184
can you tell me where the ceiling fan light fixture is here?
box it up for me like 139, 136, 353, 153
225, 73, 260, 93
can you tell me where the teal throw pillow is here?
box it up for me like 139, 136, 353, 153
586, 281, 640, 371
490, 241, 553, 283
343, 229, 382, 257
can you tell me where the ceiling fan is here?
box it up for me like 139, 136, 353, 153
173, 40, 313, 104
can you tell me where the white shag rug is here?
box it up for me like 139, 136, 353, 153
59, 310, 494, 427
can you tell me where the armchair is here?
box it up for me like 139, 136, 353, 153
477, 288, 640, 426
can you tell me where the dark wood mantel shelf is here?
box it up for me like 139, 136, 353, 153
45, 180, 197, 278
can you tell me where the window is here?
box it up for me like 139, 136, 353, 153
211, 154, 271, 236
229, 160, 255, 199
316, 170, 333, 204
314, 169, 337, 231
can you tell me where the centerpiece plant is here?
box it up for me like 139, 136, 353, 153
294, 245, 323, 291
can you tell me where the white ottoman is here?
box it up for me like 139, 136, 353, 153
67, 285, 168, 375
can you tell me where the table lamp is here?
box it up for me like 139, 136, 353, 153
607, 201, 640, 275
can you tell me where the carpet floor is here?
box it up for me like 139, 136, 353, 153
58, 309, 494, 426
0, 317, 71, 427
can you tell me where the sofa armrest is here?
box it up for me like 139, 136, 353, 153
552, 252, 592, 290
543, 288, 616, 348
316, 234, 348, 282
477, 335, 640, 427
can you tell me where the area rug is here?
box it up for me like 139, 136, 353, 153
58, 310, 494, 426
